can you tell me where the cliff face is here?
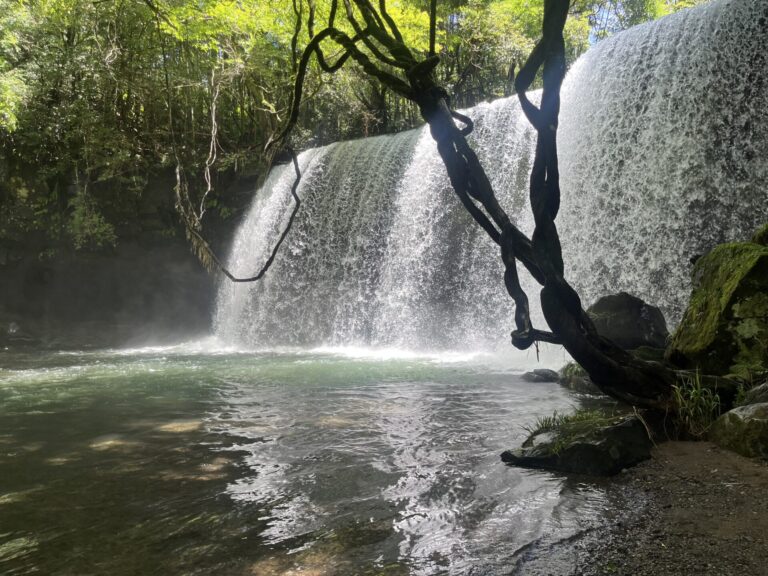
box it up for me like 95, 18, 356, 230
0, 152, 265, 349
0, 234, 217, 349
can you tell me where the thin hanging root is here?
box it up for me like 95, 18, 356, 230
181, 148, 304, 282
185, 0, 419, 284
198, 69, 221, 222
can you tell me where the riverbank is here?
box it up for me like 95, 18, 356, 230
576, 441, 768, 575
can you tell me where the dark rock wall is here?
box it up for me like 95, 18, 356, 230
0, 236, 217, 348
0, 170, 263, 349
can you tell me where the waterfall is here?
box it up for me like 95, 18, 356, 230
214, 0, 768, 350
558, 0, 768, 323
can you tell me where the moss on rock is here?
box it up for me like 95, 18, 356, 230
751, 222, 768, 246
501, 411, 653, 476
558, 362, 604, 395
709, 403, 768, 459
667, 239, 768, 376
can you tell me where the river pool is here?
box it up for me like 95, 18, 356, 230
0, 342, 622, 575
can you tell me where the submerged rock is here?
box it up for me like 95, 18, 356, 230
0, 319, 40, 347
587, 292, 669, 350
521, 368, 560, 383
667, 237, 768, 377
709, 403, 768, 459
501, 415, 653, 476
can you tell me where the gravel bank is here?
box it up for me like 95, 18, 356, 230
579, 441, 768, 575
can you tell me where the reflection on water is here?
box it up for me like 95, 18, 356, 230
1, 344, 617, 575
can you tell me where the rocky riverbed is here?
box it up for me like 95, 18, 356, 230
573, 441, 768, 575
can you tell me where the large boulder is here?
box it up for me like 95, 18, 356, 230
587, 292, 669, 350
742, 382, 768, 406
667, 239, 768, 377
709, 403, 768, 459
501, 415, 652, 476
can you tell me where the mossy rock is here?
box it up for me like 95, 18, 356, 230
587, 292, 669, 350
667, 240, 768, 376
501, 414, 652, 476
630, 345, 667, 363
709, 403, 768, 459
558, 362, 604, 396
751, 222, 768, 246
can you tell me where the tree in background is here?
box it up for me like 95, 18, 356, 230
0, 0, 706, 253
1, 0, 301, 249
588, 0, 702, 38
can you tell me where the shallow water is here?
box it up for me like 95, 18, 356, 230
0, 343, 621, 575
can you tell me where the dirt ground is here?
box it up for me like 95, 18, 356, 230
576, 441, 768, 576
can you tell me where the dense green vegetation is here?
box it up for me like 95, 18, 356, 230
0, 0, 704, 251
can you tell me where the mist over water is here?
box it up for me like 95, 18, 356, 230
215, 0, 768, 351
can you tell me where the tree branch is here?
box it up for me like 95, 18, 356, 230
183, 149, 304, 283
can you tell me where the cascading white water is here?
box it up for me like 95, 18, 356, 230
558, 0, 768, 322
214, 98, 537, 349
214, 0, 768, 350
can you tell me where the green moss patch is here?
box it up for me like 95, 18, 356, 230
668, 241, 768, 375
751, 222, 768, 246
502, 410, 653, 476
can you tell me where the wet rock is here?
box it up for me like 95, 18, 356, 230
501, 415, 653, 476
558, 362, 605, 396
587, 292, 669, 350
667, 236, 768, 377
521, 368, 560, 383
709, 403, 768, 459
742, 382, 768, 405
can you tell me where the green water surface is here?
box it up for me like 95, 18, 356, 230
0, 345, 615, 575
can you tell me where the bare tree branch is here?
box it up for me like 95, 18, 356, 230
429, 0, 437, 57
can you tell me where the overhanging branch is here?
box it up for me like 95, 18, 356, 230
183, 149, 304, 283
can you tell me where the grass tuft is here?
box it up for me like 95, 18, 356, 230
672, 371, 721, 438
523, 409, 621, 437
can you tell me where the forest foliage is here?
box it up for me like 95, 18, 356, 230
0, 0, 704, 250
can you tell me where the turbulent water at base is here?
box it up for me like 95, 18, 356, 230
215, 0, 768, 350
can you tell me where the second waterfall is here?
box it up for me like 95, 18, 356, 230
214, 98, 536, 349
